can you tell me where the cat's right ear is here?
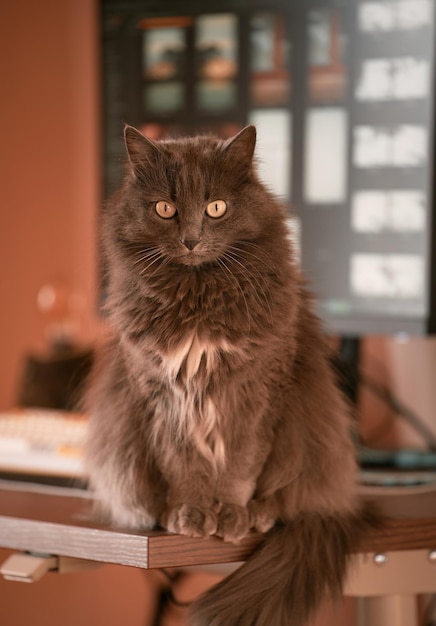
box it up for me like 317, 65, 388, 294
222, 125, 257, 165
124, 125, 161, 176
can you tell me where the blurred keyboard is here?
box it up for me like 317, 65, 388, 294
0, 409, 87, 478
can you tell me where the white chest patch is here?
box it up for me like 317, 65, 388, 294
158, 333, 234, 468
154, 381, 226, 468
163, 333, 234, 383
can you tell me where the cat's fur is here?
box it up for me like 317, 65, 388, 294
85, 125, 375, 625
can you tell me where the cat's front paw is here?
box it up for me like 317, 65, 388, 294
216, 503, 250, 543
248, 500, 277, 533
164, 504, 218, 538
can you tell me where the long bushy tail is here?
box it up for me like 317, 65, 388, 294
190, 504, 379, 626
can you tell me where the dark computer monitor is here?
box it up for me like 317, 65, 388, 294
299, 0, 436, 338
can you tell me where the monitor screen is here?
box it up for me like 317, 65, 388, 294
298, 0, 436, 336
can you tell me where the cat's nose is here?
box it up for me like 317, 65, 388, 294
181, 238, 200, 251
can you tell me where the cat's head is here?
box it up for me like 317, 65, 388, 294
108, 125, 285, 270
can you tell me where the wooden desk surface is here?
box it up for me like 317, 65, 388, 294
0, 482, 435, 570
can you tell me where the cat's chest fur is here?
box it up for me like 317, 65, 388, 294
162, 331, 234, 382
153, 332, 239, 468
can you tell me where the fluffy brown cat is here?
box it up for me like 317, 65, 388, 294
85, 125, 375, 625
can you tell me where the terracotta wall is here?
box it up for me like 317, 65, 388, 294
0, 0, 101, 410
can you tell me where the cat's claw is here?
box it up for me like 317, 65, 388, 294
164, 504, 218, 538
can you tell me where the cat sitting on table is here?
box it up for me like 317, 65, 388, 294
85, 124, 376, 626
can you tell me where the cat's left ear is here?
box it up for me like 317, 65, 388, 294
124, 125, 161, 175
222, 125, 256, 165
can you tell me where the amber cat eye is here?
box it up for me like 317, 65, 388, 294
155, 201, 177, 219
206, 200, 227, 218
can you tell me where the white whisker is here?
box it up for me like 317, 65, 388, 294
223, 250, 274, 329
228, 244, 276, 303
147, 256, 170, 280
132, 250, 161, 267
139, 253, 164, 276
217, 258, 252, 333
127, 244, 167, 279
230, 242, 277, 274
